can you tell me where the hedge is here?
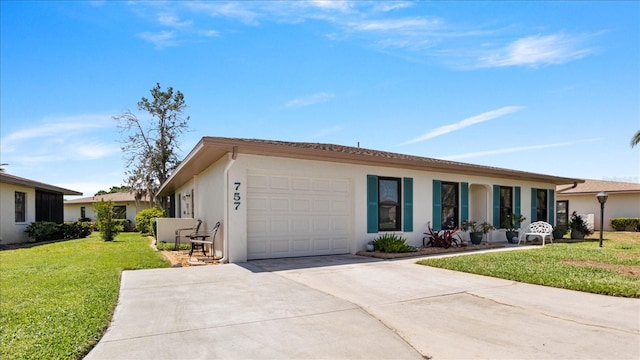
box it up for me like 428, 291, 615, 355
610, 218, 640, 231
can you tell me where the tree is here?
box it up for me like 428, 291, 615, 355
94, 185, 131, 196
631, 129, 640, 148
93, 200, 122, 241
114, 83, 190, 210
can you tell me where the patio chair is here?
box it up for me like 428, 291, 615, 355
518, 221, 554, 246
174, 219, 202, 250
188, 221, 221, 259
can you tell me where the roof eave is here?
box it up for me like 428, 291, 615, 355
157, 137, 584, 196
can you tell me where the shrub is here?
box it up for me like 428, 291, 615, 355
93, 200, 122, 241
372, 233, 416, 253
25, 221, 60, 241
59, 222, 92, 239
135, 207, 167, 235
569, 211, 594, 236
25, 221, 92, 241
610, 218, 640, 231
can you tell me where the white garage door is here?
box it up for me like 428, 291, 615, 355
247, 172, 352, 260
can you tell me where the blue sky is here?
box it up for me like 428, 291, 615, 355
1, 1, 639, 197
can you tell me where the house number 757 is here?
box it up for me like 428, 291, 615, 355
233, 182, 241, 210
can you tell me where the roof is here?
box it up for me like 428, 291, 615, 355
0, 172, 82, 195
64, 191, 151, 204
158, 137, 584, 196
557, 179, 640, 195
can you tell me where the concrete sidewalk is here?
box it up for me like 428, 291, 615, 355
86, 254, 639, 359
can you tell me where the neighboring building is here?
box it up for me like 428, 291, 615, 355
64, 192, 152, 229
156, 137, 582, 263
0, 173, 82, 244
556, 179, 640, 231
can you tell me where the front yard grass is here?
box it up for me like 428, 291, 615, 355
417, 231, 640, 298
0, 232, 170, 360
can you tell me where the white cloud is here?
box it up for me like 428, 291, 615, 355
349, 18, 439, 32
399, 106, 525, 146
373, 2, 414, 13
478, 34, 592, 68
442, 138, 602, 160
1, 114, 113, 150
138, 30, 178, 48
201, 29, 220, 37
309, 0, 353, 13
157, 13, 192, 28
285, 92, 335, 108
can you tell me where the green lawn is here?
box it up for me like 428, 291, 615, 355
417, 232, 640, 298
0, 232, 170, 360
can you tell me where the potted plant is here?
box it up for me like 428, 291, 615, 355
552, 225, 568, 240
366, 240, 374, 252
465, 220, 495, 245
502, 213, 526, 244
569, 211, 593, 240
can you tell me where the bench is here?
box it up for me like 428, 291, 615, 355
518, 221, 554, 246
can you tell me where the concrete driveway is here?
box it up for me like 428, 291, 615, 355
85, 254, 639, 359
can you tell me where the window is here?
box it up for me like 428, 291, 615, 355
378, 177, 401, 231
499, 186, 513, 228
113, 206, 127, 219
536, 189, 548, 222
81, 206, 86, 219
15, 191, 26, 223
556, 200, 568, 228
367, 175, 412, 233
441, 182, 459, 230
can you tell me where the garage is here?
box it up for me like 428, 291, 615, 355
246, 171, 352, 260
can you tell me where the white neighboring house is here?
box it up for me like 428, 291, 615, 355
156, 137, 583, 263
0, 172, 82, 244
64, 192, 152, 230
556, 179, 640, 231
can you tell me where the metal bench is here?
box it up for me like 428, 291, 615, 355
518, 221, 554, 246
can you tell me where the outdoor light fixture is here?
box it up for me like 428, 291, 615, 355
596, 191, 608, 248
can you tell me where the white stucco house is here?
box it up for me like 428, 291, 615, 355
64, 192, 152, 230
556, 179, 640, 231
0, 172, 82, 244
156, 137, 582, 263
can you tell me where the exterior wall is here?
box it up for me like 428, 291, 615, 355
174, 178, 196, 219
0, 182, 36, 244
172, 156, 227, 258
199, 153, 560, 262
156, 218, 200, 245
557, 193, 640, 231
64, 201, 152, 228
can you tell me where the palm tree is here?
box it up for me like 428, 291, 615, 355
632, 130, 640, 148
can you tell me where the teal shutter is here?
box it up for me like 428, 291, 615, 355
433, 180, 442, 231
403, 177, 413, 232
367, 175, 378, 233
460, 182, 469, 223
531, 188, 538, 222
548, 189, 555, 225
493, 185, 501, 228
515, 186, 522, 227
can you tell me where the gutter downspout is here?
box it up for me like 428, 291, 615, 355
219, 146, 238, 264
557, 181, 579, 193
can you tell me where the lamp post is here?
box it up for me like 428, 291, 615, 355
596, 191, 608, 248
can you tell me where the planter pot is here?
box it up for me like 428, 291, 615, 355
469, 232, 484, 245
505, 231, 519, 244
553, 229, 566, 240
366, 244, 374, 252
570, 230, 585, 240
